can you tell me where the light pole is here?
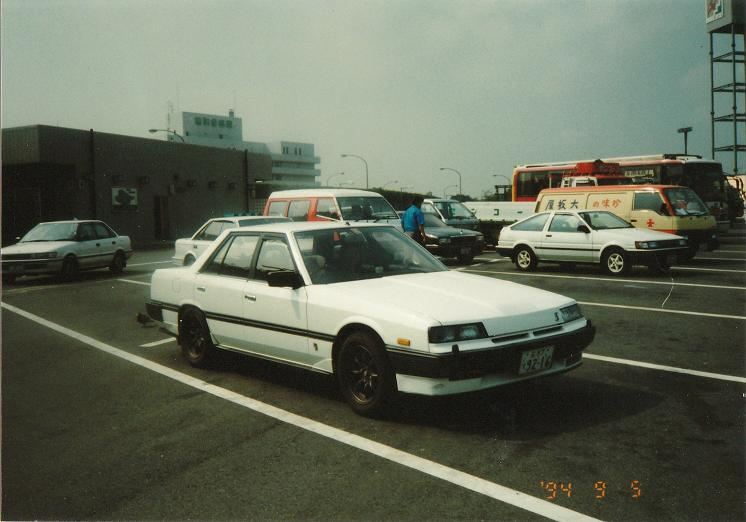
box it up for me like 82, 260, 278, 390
677, 126, 693, 155
148, 128, 185, 143
327, 171, 345, 187
440, 167, 462, 196
382, 180, 398, 190
493, 174, 511, 185
341, 153, 369, 189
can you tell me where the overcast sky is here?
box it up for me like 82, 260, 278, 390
2, 0, 738, 197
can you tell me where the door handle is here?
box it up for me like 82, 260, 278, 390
630, 219, 638, 222
96, 243, 101, 246
244, 295, 257, 302
545, 234, 552, 237
196, 286, 206, 292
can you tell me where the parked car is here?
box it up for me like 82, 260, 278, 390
1, 219, 132, 284
146, 221, 595, 417
173, 216, 290, 266
422, 213, 484, 264
422, 198, 480, 231
263, 188, 401, 229
497, 210, 689, 275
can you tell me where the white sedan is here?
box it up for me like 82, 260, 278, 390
497, 210, 689, 275
146, 221, 595, 417
1, 220, 132, 284
173, 216, 290, 265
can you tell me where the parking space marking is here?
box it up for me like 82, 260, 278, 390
584, 353, 746, 384
1, 301, 598, 522
578, 301, 745, 320
464, 269, 746, 291
127, 260, 174, 267
140, 337, 176, 347
117, 279, 151, 286
669, 266, 746, 274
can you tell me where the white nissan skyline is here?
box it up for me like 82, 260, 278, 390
146, 221, 595, 416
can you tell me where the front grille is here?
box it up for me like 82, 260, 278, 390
655, 239, 684, 248
449, 236, 475, 246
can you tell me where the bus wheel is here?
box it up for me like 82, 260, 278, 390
602, 247, 629, 276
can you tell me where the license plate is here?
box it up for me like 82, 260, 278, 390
460, 247, 471, 254
518, 346, 554, 375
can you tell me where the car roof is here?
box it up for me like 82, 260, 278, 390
268, 188, 385, 198
206, 215, 289, 224
424, 198, 458, 203
38, 219, 100, 225
231, 220, 395, 234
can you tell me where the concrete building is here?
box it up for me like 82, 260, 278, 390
1, 125, 273, 247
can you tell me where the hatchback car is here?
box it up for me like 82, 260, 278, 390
146, 221, 594, 417
173, 216, 290, 265
422, 213, 484, 264
1, 219, 132, 284
497, 210, 689, 275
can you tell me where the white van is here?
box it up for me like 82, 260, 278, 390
264, 188, 401, 229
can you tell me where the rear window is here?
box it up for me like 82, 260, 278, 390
288, 200, 311, 221
512, 213, 550, 231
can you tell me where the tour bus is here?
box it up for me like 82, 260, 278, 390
535, 184, 719, 257
510, 154, 733, 227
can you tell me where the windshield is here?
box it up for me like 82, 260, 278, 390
20, 222, 77, 242
578, 211, 633, 230
295, 226, 446, 284
336, 196, 399, 221
664, 187, 710, 216
680, 163, 725, 203
433, 201, 475, 220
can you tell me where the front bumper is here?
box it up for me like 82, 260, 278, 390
387, 321, 595, 381
1, 258, 64, 276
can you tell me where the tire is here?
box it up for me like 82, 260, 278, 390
456, 253, 474, 264
109, 251, 126, 273
514, 246, 537, 272
59, 256, 78, 281
179, 308, 216, 368
336, 331, 396, 417
183, 255, 196, 266
602, 247, 629, 276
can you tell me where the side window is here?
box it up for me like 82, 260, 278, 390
512, 213, 550, 232
77, 223, 96, 241
267, 200, 289, 217
255, 238, 294, 281
93, 222, 115, 239
315, 198, 339, 219
288, 200, 311, 221
634, 192, 665, 214
196, 221, 226, 241
201, 235, 259, 278
548, 214, 582, 232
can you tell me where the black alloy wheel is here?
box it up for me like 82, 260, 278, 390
337, 331, 395, 417
179, 308, 216, 367
109, 251, 126, 273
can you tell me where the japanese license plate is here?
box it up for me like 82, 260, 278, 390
518, 346, 554, 375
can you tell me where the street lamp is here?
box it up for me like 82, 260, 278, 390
382, 180, 398, 190
327, 171, 344, 187
677, 126, 693, 155
341, 153, 369, 189
440, 167, 462, 196
492, 174, 511, 185
148, 128, 185, 143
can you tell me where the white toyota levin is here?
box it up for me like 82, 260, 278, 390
146, 221, 595, 416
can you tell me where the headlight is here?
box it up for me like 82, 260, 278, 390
428, 323, 487, 343
635, 241, 658, 249
439, 237, 451, 244
678, 239, 687, 246
560, 304, 583, 323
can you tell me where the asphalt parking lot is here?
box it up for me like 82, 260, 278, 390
2, 230, 744, 521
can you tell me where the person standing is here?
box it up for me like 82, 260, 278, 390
401, 195, 426, 245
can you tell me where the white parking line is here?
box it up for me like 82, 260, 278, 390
584, 353, 746, 384
577, 301, 745, 321
695, 256, 746, 262
464, 269, 746, 291
140, 337, 176, 347
1, 302, 598, 522
117, 279, 151, 286
127, 260, 173, 267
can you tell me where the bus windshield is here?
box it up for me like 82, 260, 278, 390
678, 163, 724, 203
664, 187, 710, 216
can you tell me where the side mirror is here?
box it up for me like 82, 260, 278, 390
577, 225, 591, 233
267, 270, 304, 289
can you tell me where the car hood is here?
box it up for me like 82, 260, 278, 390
1, 241, 74, 254
425, 227, 479, 238
309, 270, 574, 335
596, 228, 683, 241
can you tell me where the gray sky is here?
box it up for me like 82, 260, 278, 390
1, 0, 734, 197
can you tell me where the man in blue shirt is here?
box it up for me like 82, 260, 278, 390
401, 195, 426, 245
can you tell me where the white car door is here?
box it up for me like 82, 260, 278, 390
539, 213, 594, 262
92, 221, 119, 266
240, 235, 312, 364
75, 222, 104, 269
